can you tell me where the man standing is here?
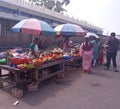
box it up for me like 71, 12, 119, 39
105, 32, 119, 72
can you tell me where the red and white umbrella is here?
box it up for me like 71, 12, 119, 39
11, 18, 55, 37
54, 23, 86, 37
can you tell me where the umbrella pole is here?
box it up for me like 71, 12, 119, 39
38, 34, 41, 39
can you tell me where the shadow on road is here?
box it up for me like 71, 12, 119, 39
92, 71, 114, 79
20, 69, 82, 106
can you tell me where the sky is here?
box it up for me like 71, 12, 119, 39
64, 0, 120, 35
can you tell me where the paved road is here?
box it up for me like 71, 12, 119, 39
0, 52, 120, 109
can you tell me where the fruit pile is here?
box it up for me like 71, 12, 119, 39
32, 48, 63, 67
10, 47, 80, 69
17, 64, 27, 69
71, 50, 80, 57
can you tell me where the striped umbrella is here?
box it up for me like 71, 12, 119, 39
11, 18, 55, 37
54, 23, 86, 37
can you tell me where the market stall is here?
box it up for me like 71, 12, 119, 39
0, 20, 85, 98
0, 59, 64, 87
0, 47, 65, 97
0, 45, 83, 98
54, 23, 85, 71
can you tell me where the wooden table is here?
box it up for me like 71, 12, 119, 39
36, 59, 64, 83
64, 56, 82, 71
72, 56, 82, 68
0, 65, 35, 88
0, 59, 65, 88
0, 58, 83, 98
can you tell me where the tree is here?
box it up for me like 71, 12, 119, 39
62, 0, 70, 6
29, 0, 70, 13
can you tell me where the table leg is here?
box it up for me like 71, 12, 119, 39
62, 61, 65, 74
0, 69, 1, 77
0, 69, 3, 88
0, 82, 3, 88
61, 61, 65, 77
74, 59, 77, 68
57, 61, 65, 77
33, 70, 39, 82
14, 72, 21, 88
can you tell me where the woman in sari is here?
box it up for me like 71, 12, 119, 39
62, 37, 71, 54
80, 37, 93, 73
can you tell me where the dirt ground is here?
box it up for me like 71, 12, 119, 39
0, 52, 120, 109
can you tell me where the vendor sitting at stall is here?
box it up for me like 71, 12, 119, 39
63, 37, 71, 54
28, 38, 40, 59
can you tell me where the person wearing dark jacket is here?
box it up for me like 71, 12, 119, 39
105, 32, 119, 72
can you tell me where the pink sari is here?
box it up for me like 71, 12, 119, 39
82, 50, 92, 72
80, 42, 93, 72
